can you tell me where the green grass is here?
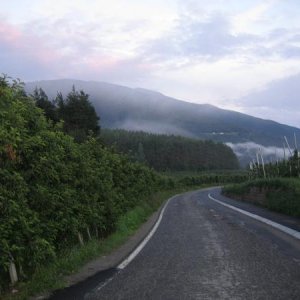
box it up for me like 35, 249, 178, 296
3, 186, 206, 300
223, 178, 300, 217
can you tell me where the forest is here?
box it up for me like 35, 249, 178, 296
101, 129, 239, 171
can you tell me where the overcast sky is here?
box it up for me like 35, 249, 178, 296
1, 0, 300, 127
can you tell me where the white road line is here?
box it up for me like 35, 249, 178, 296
117, 195, 177, 270
96, 274, 116, 292
208, 193, 300, 240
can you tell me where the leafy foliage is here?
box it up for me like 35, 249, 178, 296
175, 171, 248, 186
31, 88, 59, 123
223, 178, 300, 217
30, 85, 100, 142
0, 77, 161, 292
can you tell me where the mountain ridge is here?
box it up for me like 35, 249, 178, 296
25, 79, 300, 149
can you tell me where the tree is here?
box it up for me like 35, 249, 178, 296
31, 88, 59, 123
57, 86, 100, 142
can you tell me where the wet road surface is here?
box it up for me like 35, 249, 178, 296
51, 187, 300, 300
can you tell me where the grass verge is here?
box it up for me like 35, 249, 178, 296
3, 186, 206, 300
223, 178, 300, 217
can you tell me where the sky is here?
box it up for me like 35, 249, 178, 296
1, 0, 300, 128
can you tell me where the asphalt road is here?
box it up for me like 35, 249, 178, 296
51, 187, 300, 300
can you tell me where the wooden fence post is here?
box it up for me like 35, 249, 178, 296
86, 227, 92, 240
78, 232, 84, 246
9, 260, 18, 285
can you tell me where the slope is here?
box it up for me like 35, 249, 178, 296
25, 79, 300, 148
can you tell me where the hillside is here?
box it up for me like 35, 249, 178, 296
25, 79, 300, 148
101, 129, 239, 171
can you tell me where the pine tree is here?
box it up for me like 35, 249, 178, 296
56, 86, 100, 142
31, 87, 59, 123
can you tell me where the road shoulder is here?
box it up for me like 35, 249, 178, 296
211, 187, 300, 232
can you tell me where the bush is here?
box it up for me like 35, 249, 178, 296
0, 77, 161, 292
223, 178, 300, 217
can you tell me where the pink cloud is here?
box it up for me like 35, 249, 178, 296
0, 21, 22, 46
86, 56, 120, 70
0, 20, 63, 72
85, 55, 154, 73
0, 19, 154, 82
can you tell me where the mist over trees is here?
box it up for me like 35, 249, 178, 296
25, 79, 300, 149
29, 86, 239, 171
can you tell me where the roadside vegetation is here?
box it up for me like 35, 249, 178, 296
223, 178, 300, 217
0, 76, 160, 296
166, 170, 248, 187
0, 75, 243, 298
2, 188, 203, 300
223, 145, 300, 217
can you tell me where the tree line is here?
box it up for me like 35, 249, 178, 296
101, 129, 239, 171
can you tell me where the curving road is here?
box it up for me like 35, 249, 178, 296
51, 187, 300, 300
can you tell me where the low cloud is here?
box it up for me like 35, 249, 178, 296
115, 120, 197, 138
226, 142, 286, 162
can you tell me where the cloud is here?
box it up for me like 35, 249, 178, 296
226, 142, 289, 167
115, 119, 197, 138
0, 20, 64, 79
238, 73, 300, 108
280, 46, 300, 58
76, 56, 153, 83
0, 17, 153, 83
223, 72, 300, 128
142, 13, 258, 64
232, 0, 278, 33
141, 8, 300, 71
1, 0, 300, 130
226, 142, 285, 158
2, 2, 300, 76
